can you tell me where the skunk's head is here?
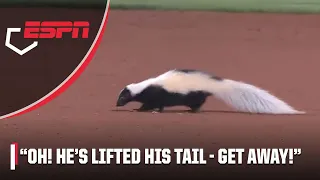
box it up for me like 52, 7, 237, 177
116, 87, 134, 107
116, 78, 156, 107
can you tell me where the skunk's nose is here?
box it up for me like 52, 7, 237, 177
116, 98, 124, 107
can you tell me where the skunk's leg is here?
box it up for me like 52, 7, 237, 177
150, 106, 164, 114
188, 98, 206, 113
185, 92, 209, 113
136, 103, 155, 112
157, 106, 164, 113
189, 105, 202, 113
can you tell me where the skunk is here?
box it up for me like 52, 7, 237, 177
116, 69, 305, 114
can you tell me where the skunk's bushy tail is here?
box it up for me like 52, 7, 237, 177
210, 79, 305, 114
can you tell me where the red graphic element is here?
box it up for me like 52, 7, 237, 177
24, 21, 90, 39
14, 142, 18, 165
2, 2, 110, 120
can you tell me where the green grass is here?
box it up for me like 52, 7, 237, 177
110, 0, 320, 13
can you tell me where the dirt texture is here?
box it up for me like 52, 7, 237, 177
1, 10, 320, 178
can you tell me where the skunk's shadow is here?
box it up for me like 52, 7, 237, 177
112, 109, 245, 114
111, 109, 308, 116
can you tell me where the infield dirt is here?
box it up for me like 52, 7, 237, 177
1, 10, 319, 177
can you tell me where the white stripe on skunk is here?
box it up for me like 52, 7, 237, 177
127, 70, 305, 114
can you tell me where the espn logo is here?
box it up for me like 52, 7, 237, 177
5, 21, 90, 56
24, 21, 89, 39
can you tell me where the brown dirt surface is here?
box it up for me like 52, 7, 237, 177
1, 10, 320, 178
